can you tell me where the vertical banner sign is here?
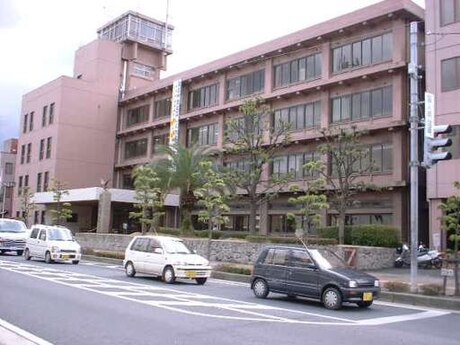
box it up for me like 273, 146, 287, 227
169, 79, 182, 146
425, 92, 435, 139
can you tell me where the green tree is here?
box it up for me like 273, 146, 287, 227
439, 181, 460, 296
194, 161, 231, 258
153, 143, 215, 234
224, 98, 291, 233
288, 175, 329, 245
49, 178, 73, 225
18, 186, 36, 227
130, 165, 165, 235
307, 126, 375, 244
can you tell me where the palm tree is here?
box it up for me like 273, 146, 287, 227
152, 143, 217, 233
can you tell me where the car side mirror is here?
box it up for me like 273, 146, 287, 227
154, 248, 164, 254
307, 263, 318, 270
192, 249, 197, 254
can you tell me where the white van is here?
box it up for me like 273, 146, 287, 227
25, 225, 81, 264
123, 235, 212, 285
0, 219, 28, 255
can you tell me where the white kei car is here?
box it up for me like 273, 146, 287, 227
25, 225, 81, 264
123, 235, 212, 285
0, 219, 28, 255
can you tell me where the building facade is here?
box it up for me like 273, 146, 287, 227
0, 139, 18, 217
426, 0, 460, 250
115, 0, 424, 238
12, 1, 427, 238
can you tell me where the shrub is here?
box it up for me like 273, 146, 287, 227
350, 225, 400, 248
215, 263, 252, 275
85, 250, 125, 260
318, 226, 352, 243
193, 230, 223, 239
157, 227, 182, 237
245, 235, 336, 245
221, 231, 250, 240
384, 281, 410, 293
419, 283, 443, 296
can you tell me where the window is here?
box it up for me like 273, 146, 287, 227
333, 33, 392, 73
133, 62, 154, 78
34, 211, 39, 224
442, 57, 460, 92
46, 137, 52, 159
37, 173, 42, 192
29, 112, 34, 131
154, 98, 171, 119
43, 172, 49, 192
18, 176, 23, 196
226, 115, 262, 142
20, 145, 25, 164
331, 86, 392, 123
226, 159, 251, 172
125, 138, 148, 159
39, 139, 45, 160
24, 175, 29, 188
188, 83, 219, 110
273, 101, 321, 131
187, 123, 218, 147
264, 248, 288, 266
152, 133, 169, 153
126, 105, 149, 127
5, 162, 13, 175
330, 214, 392, 226
274, 53, 322, 88
371, 143, 393, 172
41, 211, 46, 224
272, 152, 320, 179
42, 105, 48, 127
26, 143, 31, 163
49, 103, 54, 125
131, 237, 150, 252
122, 173, 134, 189
441, 0, 460, 26
39, 230, 46, 241
290, 250, 313, 267
30, 228, 39, 239
23, 114, 28, 133
226, 70, 264, 101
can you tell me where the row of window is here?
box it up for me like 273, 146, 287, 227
440, 0, 460, 26
20, 137, 52, 164
187, 123, 219, 147
273, 101, 321, 131
17, 171, 50, 195
272, 152, 321, 179
274, 53, 322, 88
23, 103, 55, 134
2, 162, 13, 175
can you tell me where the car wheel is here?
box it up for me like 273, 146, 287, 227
357, 301, 373, 308
195, 278, 207, 285
394, 260, 403, 268
125, 262, 136, 277
72, 260, 79, 265
16, 250, 24, 256
24, 249, 31, 261
163, 266, 176, 284
45, 251, 53, 264
253, 278, 269, 299
0, 250, 4, 255
322, 287, 342, 310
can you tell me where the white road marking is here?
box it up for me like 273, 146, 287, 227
0, 260, 451, 326
0, 317, 53, 345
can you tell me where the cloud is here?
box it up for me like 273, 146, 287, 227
0, 0, 20, 28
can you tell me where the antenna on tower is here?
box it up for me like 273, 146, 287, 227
163, 0, 170, 49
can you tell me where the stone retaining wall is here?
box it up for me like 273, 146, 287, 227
75, 233, 396, 270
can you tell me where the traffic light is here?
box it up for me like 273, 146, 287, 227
423, 124, 452, 168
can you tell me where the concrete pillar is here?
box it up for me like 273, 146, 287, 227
97, 190, 112, 233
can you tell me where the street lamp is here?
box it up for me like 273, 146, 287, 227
1, 181, 16, 218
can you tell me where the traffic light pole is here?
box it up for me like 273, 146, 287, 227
409, 22, 419, 293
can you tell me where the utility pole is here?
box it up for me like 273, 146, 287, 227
409, 21, 420, 293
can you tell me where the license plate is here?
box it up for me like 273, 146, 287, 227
186, 271, 197, 278
363, 292, 373, 301
61, 255, 69, 260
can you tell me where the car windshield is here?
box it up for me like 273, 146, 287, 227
309, 249, 348, 270
0, 220, 27, 233
48, 228, 73, 241
162, 240, 192, 254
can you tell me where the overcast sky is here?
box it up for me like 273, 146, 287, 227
0, 0, 425, 146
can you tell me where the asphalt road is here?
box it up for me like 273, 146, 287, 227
0, 254, 459, 345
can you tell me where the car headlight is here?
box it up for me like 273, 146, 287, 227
374, 280, 380, 287
51, 246, 60, 253
174, 261, 188, 266
349, 280, 358, 288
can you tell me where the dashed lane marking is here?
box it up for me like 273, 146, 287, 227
0, 260, 450, 326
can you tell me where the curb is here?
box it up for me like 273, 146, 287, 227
82, 255, 123, 266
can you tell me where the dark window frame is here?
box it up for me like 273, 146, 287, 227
226, 70, 265, 101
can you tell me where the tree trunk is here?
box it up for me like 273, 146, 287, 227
249, 202, 257, 234
338, 210, 346, 245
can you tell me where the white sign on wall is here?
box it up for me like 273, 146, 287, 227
169, 79, 182, 146
425, 92, 435, 139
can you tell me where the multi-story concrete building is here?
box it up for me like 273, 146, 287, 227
0, 139, 18, 217
13, 1, 426, 238
115, 0, 424, 238
426, 0, 460, 250
13, 12, 173, 229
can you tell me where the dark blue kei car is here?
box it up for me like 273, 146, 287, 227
250, 245, 380, 310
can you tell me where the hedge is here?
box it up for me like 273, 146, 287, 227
245, 235, 337, 245
319, 224, 400, 247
